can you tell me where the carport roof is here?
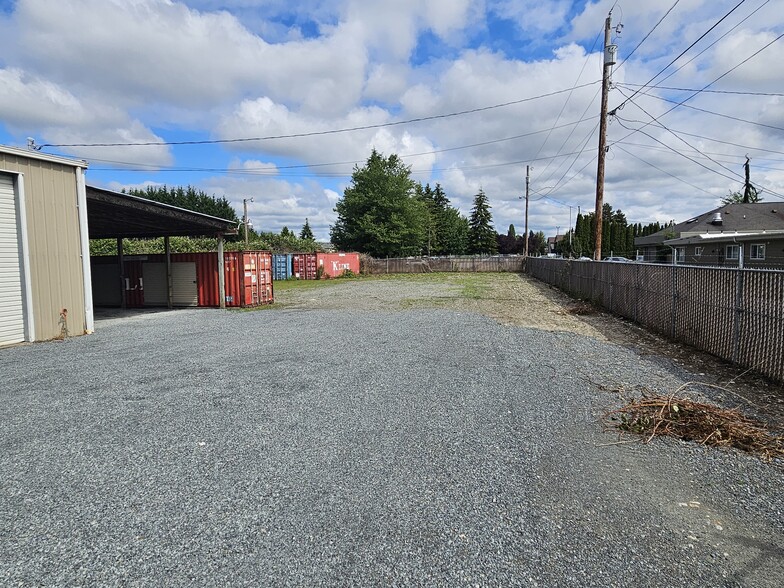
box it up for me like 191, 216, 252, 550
87, 185, 239, 239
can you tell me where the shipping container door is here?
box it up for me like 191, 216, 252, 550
0, 174, 25, 345
142, 263, 167, 306
91, 263, 121, 306
172, 262, 198, 306
124, 261, 144, 308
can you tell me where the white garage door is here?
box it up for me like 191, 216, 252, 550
0, 174, 25, 346
172, 262, 198, 306
142, 261, 197, 307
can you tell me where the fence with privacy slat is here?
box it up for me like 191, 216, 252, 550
526, 258, 784, 383
362, 255, 525, 274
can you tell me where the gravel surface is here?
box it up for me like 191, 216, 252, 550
2, 275, 783, 587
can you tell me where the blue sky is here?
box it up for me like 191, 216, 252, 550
1, 0, 783, 241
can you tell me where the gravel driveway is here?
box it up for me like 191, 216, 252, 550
2, 274, 782, 587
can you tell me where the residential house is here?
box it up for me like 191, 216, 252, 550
635, 203, 784, 268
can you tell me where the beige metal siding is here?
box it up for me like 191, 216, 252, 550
0, 152, 85, 341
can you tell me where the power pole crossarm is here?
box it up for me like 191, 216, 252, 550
594, 13, 615, 261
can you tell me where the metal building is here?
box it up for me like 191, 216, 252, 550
0, 146, 92, 346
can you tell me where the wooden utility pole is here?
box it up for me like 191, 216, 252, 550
743, 157, 752, 203
523, 165, 530, 257
593, 13, 615, 261
243, 197, 253, 249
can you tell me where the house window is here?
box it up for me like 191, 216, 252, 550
750, 244, 766, 260
726, 244, 740, 260
675, 247, 685, 263
694, 246, 703, 257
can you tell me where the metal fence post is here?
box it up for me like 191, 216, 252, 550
671, 264, 677, 339
732, 268, 744, 363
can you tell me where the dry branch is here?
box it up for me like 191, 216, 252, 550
604, 394, 784, 462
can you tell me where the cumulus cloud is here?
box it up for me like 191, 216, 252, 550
1, 0, 783, 242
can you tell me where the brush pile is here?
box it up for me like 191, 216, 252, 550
604, 393, 784, 462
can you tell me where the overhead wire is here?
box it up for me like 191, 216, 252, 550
619, 83, 784, 97
39, 82, 600, 149
529, 24, 604, 174
612, 0, 749, 111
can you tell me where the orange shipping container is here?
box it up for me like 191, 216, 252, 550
316, 252, 360, 278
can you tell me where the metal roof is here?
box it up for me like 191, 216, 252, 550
86, 186, 239, 239
0, 144, 89, 168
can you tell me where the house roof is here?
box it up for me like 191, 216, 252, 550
635, 203, 784, 247
665, 230, 784, 246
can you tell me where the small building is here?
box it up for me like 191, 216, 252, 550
635, 203, 784, 268
1, 145, 92, 346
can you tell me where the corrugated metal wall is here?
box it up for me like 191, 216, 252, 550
0, 153, 85, 341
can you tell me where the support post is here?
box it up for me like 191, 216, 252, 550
165, 236, 173, 309
75, 167, 94, 334
523, 165, 530, 258
593, 13, 613, 261
217, 234, 226, 309
118, 237, 126, 309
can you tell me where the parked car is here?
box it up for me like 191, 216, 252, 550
603, 256, 634, 263
576, 256, 593, 261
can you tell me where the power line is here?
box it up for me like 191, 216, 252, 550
530, 25, 603, 168
615, 144, 718, 196
614, 117, 741, 184
39, 82, 600, 149
619, 83, 784, 97
619, 89, 784, 133
63, 115, 600, 173
614, 0, 681, 70
613, 0, 748, 111
610, 23, 784, 175
646, 0, 771, 88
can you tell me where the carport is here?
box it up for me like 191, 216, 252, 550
86, 186, 238, 310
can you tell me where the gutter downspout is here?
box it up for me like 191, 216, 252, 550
75, 168, 94, 334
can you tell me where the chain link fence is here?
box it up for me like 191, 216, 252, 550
526, 258, 784, 383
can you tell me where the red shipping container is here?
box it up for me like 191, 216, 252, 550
96, 251, 274, 308
224, 251, 274, 307
316, 252, 360, 278
292, 252, 318, 280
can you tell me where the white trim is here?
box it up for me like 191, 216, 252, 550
0, 144, 88, 168
13, 173, 35, 341
725, 244, 740, 260
75, 168, 94, 333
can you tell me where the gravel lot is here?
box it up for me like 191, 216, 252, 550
2, 273, 782, 587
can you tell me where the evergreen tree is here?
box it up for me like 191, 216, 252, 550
331, 149, 427, 257
126, 185, 239, 222
299, 218, 315, 240
468, 189, 498, 254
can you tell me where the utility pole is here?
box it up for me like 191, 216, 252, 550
243, 197, 253, 249
743, 157, 752, 203
568, 206, 573, 248
523, 165, 530, 258
593, 12, 615, 261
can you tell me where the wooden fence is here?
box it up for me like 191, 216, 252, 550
362, 255, 525, 274
526, 258, 784, 383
